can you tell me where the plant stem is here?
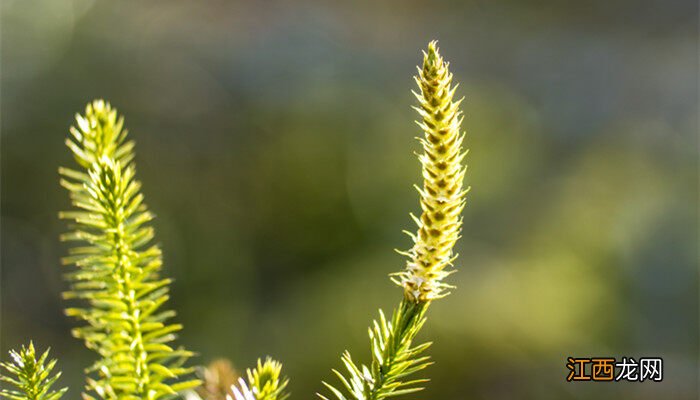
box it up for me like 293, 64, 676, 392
108, 167, 150, 397
368, 299, 429, 400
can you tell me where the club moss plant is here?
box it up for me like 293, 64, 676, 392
1, 41, 469, 400
319, 40, 468, 400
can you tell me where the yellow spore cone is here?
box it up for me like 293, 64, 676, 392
394, 41, 469, 302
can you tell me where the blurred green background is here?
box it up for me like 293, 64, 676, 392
1, 1, 697, 399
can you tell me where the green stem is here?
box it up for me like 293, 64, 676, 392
109, 173, 149, 397
368, 299, 429, 400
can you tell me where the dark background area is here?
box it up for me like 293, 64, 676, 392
1, 1, 698, 399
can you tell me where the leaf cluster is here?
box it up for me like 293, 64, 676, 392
230, 359, 289, 400
0, 343, 67, 400
320, 301, 432, 400
59, 101, 199, 399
